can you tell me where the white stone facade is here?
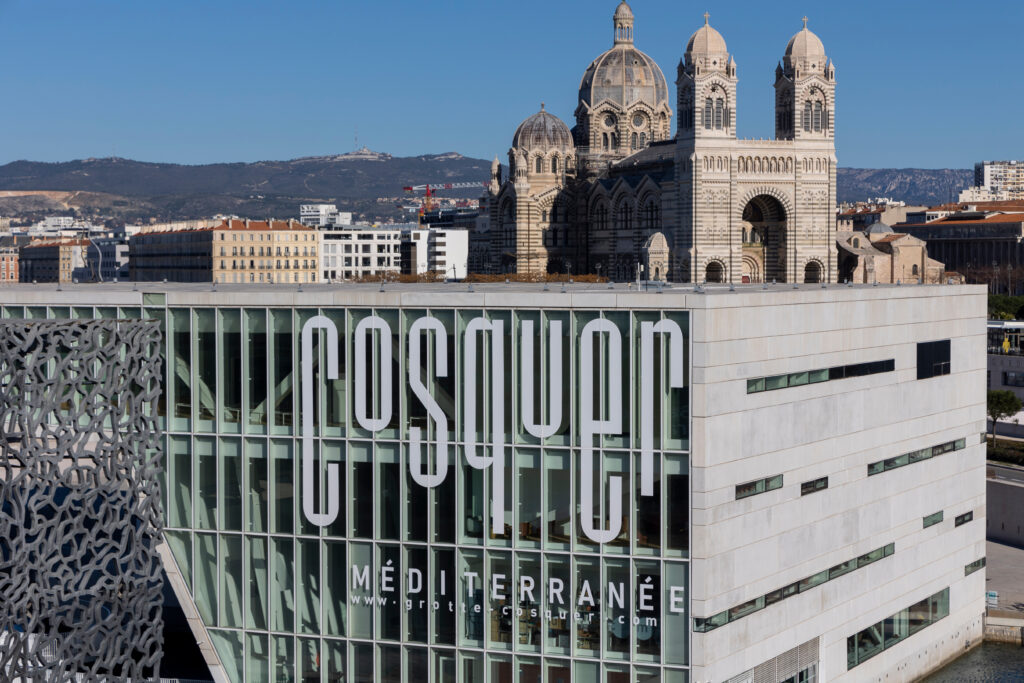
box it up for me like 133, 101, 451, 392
689, 284, 986, 682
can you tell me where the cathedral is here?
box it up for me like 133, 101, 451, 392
482, 2, 838, 283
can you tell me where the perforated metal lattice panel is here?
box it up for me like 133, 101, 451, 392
0, 319, 164, 680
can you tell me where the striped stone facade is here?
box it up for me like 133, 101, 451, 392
483, 4, 838, 284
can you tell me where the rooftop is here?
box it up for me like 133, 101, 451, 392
0, 281, 983, 311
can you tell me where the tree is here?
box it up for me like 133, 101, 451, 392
987, 390, 1023, 446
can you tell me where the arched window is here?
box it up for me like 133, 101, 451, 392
536, 157, 543, 174
631, 132, 638, 150
803, 101, 812, 132
551, 205, 558, 223
912, 264, 919, 276
551, 157, 558, 174
610, 132, 618, 149
640, 132, 646, 146
714, 98, 724, 129
813, 101, 823, 132
704, 99, 713, 129
617, 202, 633, 231
602, 133, 609, 150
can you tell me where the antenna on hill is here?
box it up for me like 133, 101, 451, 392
354, 125, 359, 152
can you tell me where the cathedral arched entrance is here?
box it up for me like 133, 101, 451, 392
741, 195, 788, 283
804, 261, 822, 284
705, 261, 725, 283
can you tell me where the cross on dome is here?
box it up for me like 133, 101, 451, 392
802, 16, 808, 29
704, 11, 710, 25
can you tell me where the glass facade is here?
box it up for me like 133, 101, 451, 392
0, 302, 690, 682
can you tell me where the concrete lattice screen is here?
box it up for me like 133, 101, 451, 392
0, 320, 164, 680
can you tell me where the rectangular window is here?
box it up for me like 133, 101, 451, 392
801, 476, 828, 496
954, 511, 974, 527
748, 359, 894, 394
1004, 371, 1024, 387
923, 511, 943, 528
847, 588, 949, 669
736, 474, 783, 500
917, 339, 951, 379
696, 542, 894, 633
868, 438, 966, 475
965, 558, 986, 576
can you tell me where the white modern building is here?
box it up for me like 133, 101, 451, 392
0, 282, 985, 683
319, 226, 402, 281
401, 227, 469, 279
301, 204, 352, 228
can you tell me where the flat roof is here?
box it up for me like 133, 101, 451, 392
0, 281, 986, 310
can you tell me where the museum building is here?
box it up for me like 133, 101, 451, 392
0, 282, 985, 682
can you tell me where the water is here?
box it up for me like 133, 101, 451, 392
922, 642, 1024, 682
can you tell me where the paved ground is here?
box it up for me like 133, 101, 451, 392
985, 540, 1024, 615
989, 461, 1024, 484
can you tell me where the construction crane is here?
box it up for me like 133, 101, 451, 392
403, 182, 486, 215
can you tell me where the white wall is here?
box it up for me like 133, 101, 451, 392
688, 286, 987, 682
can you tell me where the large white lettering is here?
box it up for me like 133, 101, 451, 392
579, 318, 622, 544
408, 317, 449, 488
300, 312, 685, 546
463, 317, 505, 536
520, 319, 563, 438
301, 316, 340, 527
354, 315, 392, 432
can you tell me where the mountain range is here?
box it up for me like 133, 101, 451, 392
0, 154, 973, 225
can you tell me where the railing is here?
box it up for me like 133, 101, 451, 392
989, 345, 1024, 357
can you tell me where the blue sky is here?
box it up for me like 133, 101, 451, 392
0, 0, 1019, 169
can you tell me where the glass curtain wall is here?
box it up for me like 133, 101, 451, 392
4, 303, 690, 683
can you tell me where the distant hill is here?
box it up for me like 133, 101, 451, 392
0, 153, 493, 223
836, 168, 972, 206
0, 154, 973, 223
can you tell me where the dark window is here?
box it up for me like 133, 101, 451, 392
749, 360, 893, 394
847, 589, 948, 669
954, 511, 973, 527
695, 543, 894, 634
917, 340, 951, 379
923, 511, 943, 528
736, 474, 783, 500
801, 476, 828, 496
965, 558, 986, 576
868, 438, 966, 476
1004, 371, 1024, 387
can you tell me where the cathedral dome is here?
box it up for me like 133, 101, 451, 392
512, 106, 574, 152
785, 19, 826, 62
686, 17, 728, 56
577, 2, 669, 111
577, 46, 669, 110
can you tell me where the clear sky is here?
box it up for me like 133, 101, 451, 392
0, 0, 1020, 169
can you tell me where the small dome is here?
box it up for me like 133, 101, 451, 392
865, 222, 893, 235
785, 20, 826, 61
614, 1, 633, 20
512, 106, 574, 152
686, 14, 728, 56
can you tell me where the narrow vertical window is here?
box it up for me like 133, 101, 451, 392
714, 99, 724, 129
813, 101, 823, 132
803, 102, 812, 132
602, 133, 609, 150
704, 99, 713, 129
551, 157, 558, 174
535, 157, 542, 174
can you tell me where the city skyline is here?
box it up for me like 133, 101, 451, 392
0, 0, 1020, 169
